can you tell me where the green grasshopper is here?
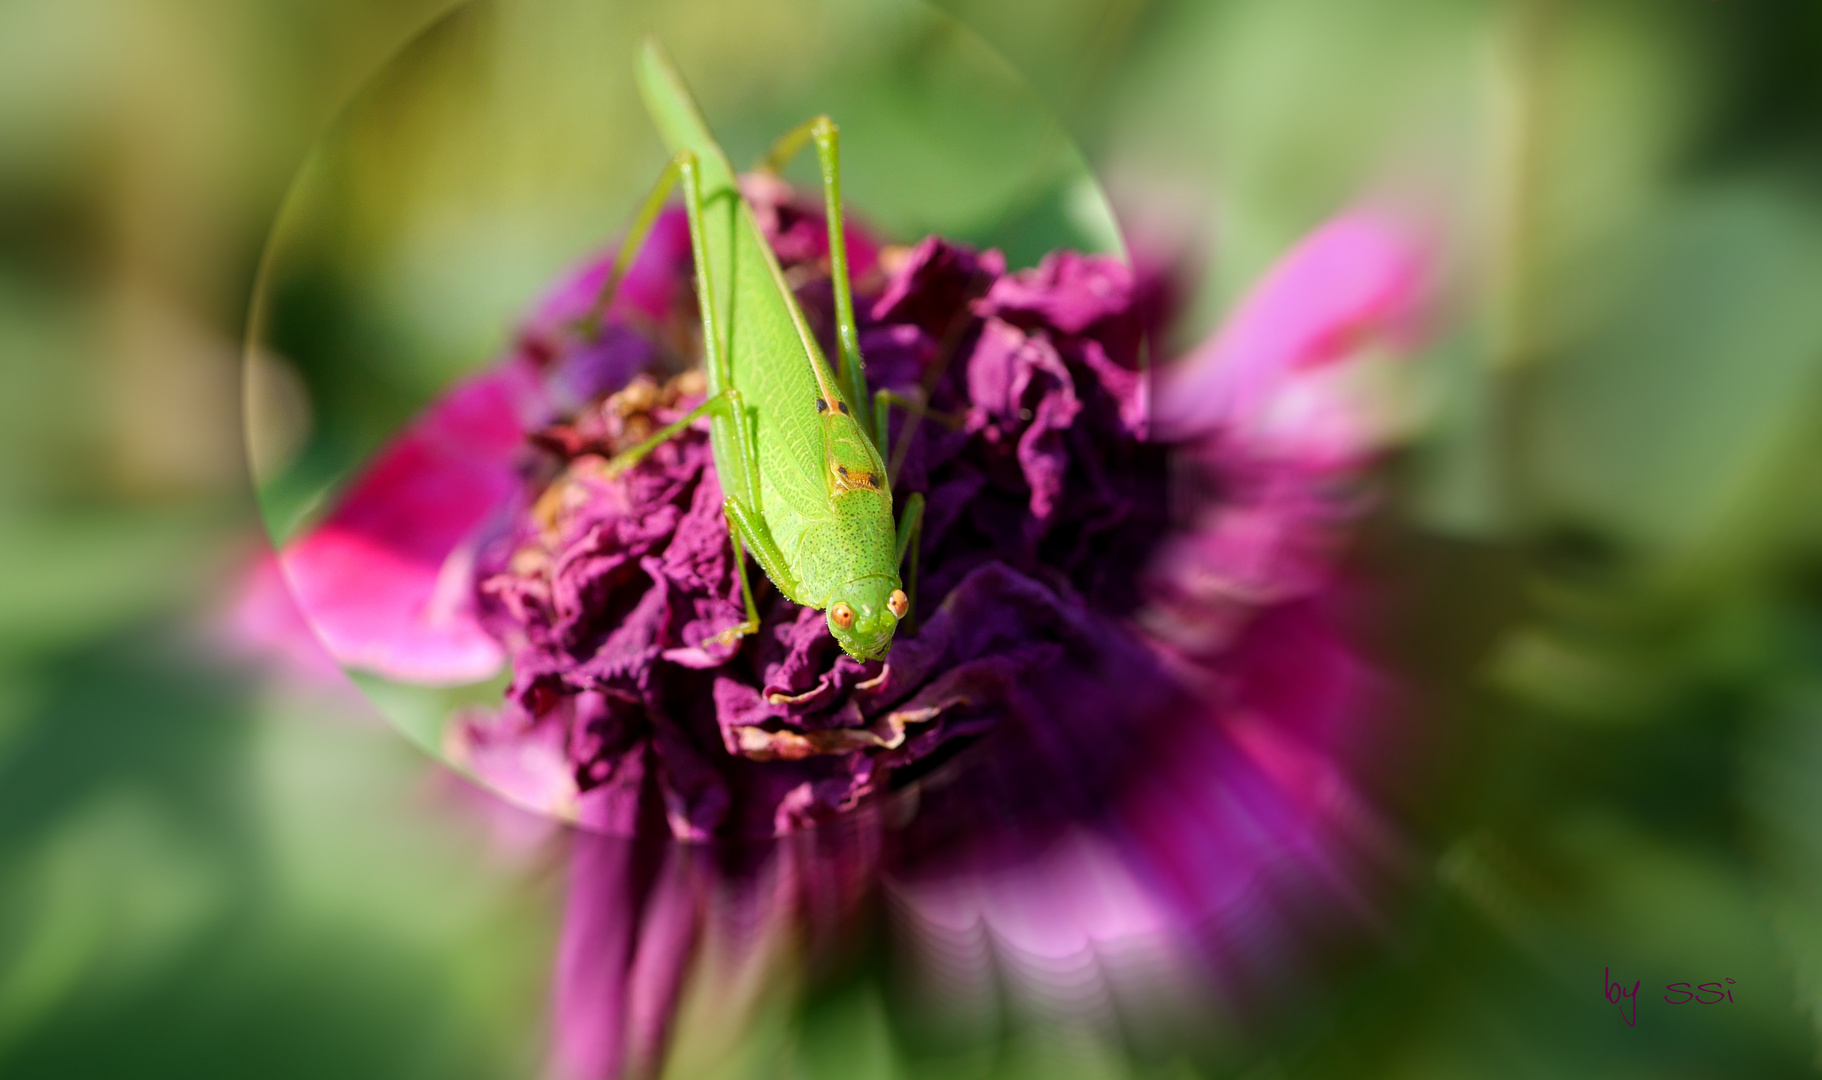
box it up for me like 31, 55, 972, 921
592, 39, 924, 662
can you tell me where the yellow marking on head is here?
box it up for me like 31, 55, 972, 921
832, 464, 879, 493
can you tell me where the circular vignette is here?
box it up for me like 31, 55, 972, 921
242, 0, 1129, 831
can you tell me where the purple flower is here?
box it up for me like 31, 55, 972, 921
244, 172, 1432, 1076
427, 180, 1169, 842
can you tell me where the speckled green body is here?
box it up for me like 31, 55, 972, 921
636, 44, 903, 655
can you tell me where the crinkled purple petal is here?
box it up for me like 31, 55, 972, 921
872, 235, 1004, 333
977, 248, 1135, 335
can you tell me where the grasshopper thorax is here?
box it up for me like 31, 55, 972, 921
826, 575, 902, 661
822, 407, 886, 496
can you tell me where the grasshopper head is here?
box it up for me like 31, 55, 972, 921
826, 577, 905, 661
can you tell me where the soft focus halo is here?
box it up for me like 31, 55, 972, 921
242, 0, 1125, 821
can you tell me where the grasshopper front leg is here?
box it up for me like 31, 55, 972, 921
602, 387, 734, 478
715, 496, 809, 647
715, 396, 807, 647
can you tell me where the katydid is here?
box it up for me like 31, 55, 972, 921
591, 39, 924, 662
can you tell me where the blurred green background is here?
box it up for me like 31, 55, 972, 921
5, 0, 1822, 1077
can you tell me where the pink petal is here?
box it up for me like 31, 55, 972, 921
219, 550, 347, 685
446, 704, 579, 819
279, 362, 547, 685
272, 209, 699, 688
1155, 211, 1429, 459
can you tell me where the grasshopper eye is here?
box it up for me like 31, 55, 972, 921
830, 603, 856, 631
886, 589, 909, 619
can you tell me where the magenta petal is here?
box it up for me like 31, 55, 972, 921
281, 362, 547, 684
552, 837, 699, 1080
449, 702, 579, 818
617, 854, 700, 1077
1154, 212, 1428, 453
222, 551, 347, 684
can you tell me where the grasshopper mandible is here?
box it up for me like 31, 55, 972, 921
592, 39, 925, 662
